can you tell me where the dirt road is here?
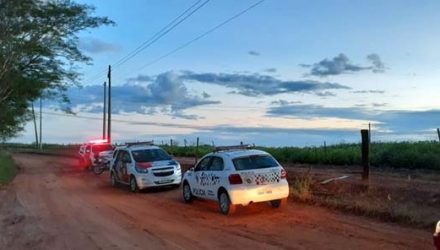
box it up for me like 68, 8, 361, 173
0, 154, 432, 249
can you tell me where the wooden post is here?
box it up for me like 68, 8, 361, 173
107, 65, 111, 143
39, 98, 42, 150
103, 82, 107, 140
437, 128, 440, 142
31, 102, 39, 148
361, 129, 370, 180
194, 137, 199, 164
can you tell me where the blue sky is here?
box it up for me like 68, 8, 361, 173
13, 0, 440, 146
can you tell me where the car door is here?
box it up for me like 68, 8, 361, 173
115, 150, 131, 183
192, 156, 211, 198
203, 156, 224, 200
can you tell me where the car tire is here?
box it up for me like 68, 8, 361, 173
219, 191, 236, 215
110, 172, 117, 187
182, 182, 193, 203
270, 198, 288, 208
129, 175, 138, 193
93, 164, 104, 175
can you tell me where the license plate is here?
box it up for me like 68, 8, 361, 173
258, 189, 272, 195
158, 179, 173, 184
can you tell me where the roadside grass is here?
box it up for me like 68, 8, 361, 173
286, 171, 440, 230
0, 151, 17, 184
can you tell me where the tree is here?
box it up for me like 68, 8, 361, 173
0, 0, 114, 140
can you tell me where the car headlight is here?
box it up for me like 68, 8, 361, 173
135, 166, 148, 173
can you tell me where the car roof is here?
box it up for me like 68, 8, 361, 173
209, 149, 270, 159
115, 145, 162, 151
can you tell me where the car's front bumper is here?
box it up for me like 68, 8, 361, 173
135, 172, 182, 190
228, 181, 289, 206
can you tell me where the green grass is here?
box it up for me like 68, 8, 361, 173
162, 141, 440, 170
0, 151, 17, 184
3, 141, 440, 170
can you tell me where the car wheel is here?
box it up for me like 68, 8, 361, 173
110, 172, 117, 187
182, 182, 193, 203
219, 191, 236, 215
93, 164, 104, 175
129, 176, 138, 193
270, 198, 288, 208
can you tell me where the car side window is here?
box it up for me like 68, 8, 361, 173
209, 156, 224, 171
122, 151, 132, 163
195, 157, 211, 171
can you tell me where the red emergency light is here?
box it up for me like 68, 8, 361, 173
89, 139, 108, 144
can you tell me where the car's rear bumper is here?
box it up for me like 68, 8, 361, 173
228, 181, 289, 206
136, 172, 182, 190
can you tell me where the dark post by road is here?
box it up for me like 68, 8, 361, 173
194, 137, 199, 164
39, 98, 42, 150
437, 128, 440, 142
31, 102, 39, 148
361, 129, 370, 180
170, 139, 173, 147
103, 81, 107, 140
107, 65, 111, 143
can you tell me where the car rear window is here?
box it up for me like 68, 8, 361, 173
232, 155, 278, 171
131, 149, 171, 162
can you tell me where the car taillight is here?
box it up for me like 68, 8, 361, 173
281, 169, 287, 179
228, 174, 243, 185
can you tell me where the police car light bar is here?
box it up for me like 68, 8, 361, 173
89, 139, 108, 144
214, 144, 255, 152
125, 141, 155, 147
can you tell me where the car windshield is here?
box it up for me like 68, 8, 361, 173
131, 149, 171, 162
92, 144, 113, 152
233, 155, 278, 171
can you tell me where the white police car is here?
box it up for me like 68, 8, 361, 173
182, 145, 289, 215
109, 142, 182, 192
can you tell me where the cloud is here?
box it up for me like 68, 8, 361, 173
202, 92, 210, 98
264, 68, 277, 73
126, 75, 154, 83
351, 90, 385, 94
315, 91, 336, 97
67, 72, 219, 119
301, 53, 386, 77
181, 71, 350, 97
267, 103, 440, 132
78, 37, 121, 54
367, 53, 386, 73
248, 50, 260, 56
270, 99, 302, 106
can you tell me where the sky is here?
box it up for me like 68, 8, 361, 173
12, 0, 440, 146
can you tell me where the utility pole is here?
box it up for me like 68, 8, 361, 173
31, 102, 39, 148
107, 65, 112, 143
103, 81, 107, 140
39, 98, 42, 150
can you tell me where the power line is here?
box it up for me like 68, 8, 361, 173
114, 0, 210, 68
84, 0, 209, 84
132, 0, 265, 73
